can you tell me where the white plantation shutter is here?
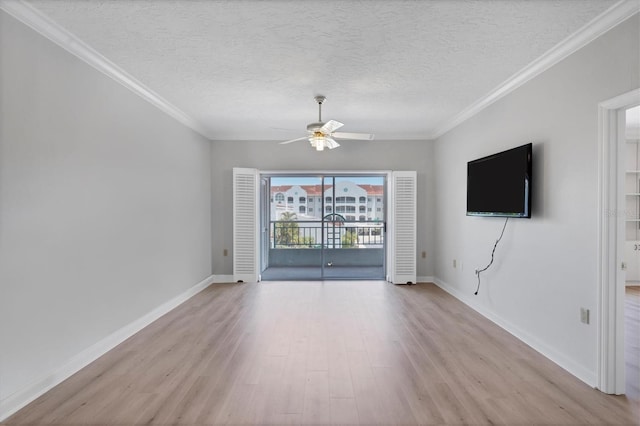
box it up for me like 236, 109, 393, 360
233, 168, 259, 282
390, 171, 417, 284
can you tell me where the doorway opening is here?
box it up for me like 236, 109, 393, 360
597, 89, 640, 396
260, 174, 386, 280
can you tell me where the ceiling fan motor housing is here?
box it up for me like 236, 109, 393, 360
307, 122, 325, 132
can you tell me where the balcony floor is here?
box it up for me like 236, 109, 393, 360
261, 266, 384, 281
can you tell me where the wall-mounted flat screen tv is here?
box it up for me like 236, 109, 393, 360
467, 143, 532, 218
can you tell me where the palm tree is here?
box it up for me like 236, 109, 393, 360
279, 211, 297, 221
275, 211, 298, 247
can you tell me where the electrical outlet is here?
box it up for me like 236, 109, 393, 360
223, 249, 228, 257
453, 259, 457, 268
580, 308, 590, 324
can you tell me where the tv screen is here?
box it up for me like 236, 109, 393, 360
467, 143, 532, 218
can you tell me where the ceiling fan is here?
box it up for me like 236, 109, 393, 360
279, 96, 374, 151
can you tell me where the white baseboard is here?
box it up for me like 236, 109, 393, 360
417, 276, 435, 283
212, 274, 234, 283
432, 277, 597, 387
0, 274, 215, 421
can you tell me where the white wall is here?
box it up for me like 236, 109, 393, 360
211, 139, 435, 278
0, 10, 212, 414
433, 14, 639, 385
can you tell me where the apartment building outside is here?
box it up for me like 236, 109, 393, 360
270, 181, 384, 222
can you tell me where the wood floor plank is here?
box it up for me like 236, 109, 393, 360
346, 349, 394, 424
329, 397, 359, 425
301, 371, 331, 424
4, 281, 639, 425
627, 286, 640, 400
279, 351, 307, 415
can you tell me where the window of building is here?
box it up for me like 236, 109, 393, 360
308, 208, 313, 212
376, 198, 382, 202
299, 197, 306, 203
288, 196, 294, 203
275, 193, 284, 202
299, 206, 306, 213
335, 196, 356, 203
377, 207, 381, 211
326, 206, 332, 213
359, 215, 366, 221
359, 196, 366, 203
337, 206, 356, 213
325, 196, 332, 203
359, 206, 366, 213
346, 215, 355, 221
368, 207, 372, 212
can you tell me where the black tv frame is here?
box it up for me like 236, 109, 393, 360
466, 143, 532, 218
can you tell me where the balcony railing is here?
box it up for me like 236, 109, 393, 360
270, 221, 384, 249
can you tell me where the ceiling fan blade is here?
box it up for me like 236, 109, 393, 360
279, 136, 308, 145
320, 120, 344, 134
325, 137, 340, 149
332, 132, 375, 140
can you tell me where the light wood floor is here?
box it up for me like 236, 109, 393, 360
627, 286, 640, 400
4, 282, 639, 425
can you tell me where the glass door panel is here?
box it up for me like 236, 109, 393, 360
263, 175, 323, 280
322, 175, 385, 280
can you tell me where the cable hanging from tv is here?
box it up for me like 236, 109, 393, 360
474, 217, 509, 295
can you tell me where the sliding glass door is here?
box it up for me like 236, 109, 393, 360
261, 173, 385, 281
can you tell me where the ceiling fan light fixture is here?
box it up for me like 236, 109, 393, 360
279, 96, 373, 150
309, 134, 325, 151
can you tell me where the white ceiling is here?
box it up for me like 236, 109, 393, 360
23, 0, 619, 141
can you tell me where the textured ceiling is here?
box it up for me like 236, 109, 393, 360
26, 0, 618, 141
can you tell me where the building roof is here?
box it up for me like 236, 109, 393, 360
301, 185, 324, 196
271, 185, 292, 193
357, 185, 384, 196
271, 184, 383, 196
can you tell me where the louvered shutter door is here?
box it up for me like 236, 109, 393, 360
233, 168, 259, 282
391, 171, 417, 284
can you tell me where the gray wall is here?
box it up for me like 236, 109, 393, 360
0, 11, 212, 405
211, 139, 435, 277
433, 14, 639, 385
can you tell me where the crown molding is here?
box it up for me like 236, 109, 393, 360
0, 0, 213, 140
432, 0, 640, 139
